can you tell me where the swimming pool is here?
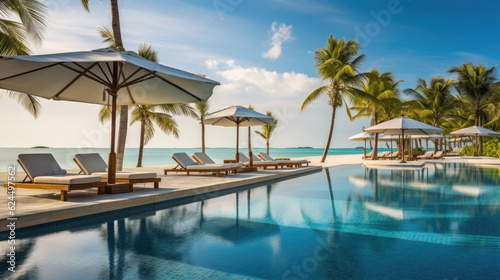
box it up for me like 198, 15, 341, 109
1, 163, 499, 279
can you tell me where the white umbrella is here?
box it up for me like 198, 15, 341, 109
450, 126, 500, 136
364, 116, 444, 163
450, 126, 500, 156
348, 132, 374, 158
0, 48, 219, 183
203, 106, 275, 164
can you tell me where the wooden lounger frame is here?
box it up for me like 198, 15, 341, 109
3, 160, 106, 201
164, 157, 239, 177
4, 181, 106, 201
73, 158, 160, 192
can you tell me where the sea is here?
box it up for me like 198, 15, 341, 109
0, 147, 387, 171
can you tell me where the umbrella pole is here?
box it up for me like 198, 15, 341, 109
236, 122, 240, 162
248, 126, 253, 167
108, 94, 117, 184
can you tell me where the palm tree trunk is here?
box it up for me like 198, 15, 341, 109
477, 113, 483, 156
267, 142, 270, 154
137, 118, 145, 167
371, 113, 379, 160
321, 105, 337, 163
110, 0, 124, 50
371, 133, 379, 160
116, 105, 128, 171
110, 0, 127, 171
201, 119, 205, 153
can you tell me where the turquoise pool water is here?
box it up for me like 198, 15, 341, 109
1, 163, 499, 279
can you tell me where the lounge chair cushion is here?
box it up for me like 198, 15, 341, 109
290, 159, 309, 164
251, 154, 262, 162
258, 152, 306, 164
193, 152, 216, 164
74, 153, 108, 174
91, 171, 157, 180
18, 154, 67, 181
432, 151, 444, 158
186, 164, 235, 170
417, 152, 433, 159
34, 174, 102, 185
245, 161, 277, 165
173, 153, 200, 168
238, 152, 250, 163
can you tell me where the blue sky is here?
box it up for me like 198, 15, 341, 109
0, 0, 499, 149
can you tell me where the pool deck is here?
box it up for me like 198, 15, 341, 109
1, 154, 499, 231
0, 164, 322, 231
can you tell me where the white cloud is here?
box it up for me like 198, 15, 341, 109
262, 22, 294, 60
207, 59, 322, 101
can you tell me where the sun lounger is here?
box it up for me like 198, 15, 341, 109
3, 153, 106, 201
165, 153, 240, 177
447, 148, 462, 156
192, 152, 243, 168
74, 153, 160, 191
238, 152, 280, 169
431, 151, 444, 159
258, 152, 310, 167
384, 151, 400, 160
377, 151, 391, 159
417, 151, 434, 160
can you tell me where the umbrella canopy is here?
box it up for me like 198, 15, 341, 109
379, 134, 400, 141
204, 105, 275, 127
204, 106, 275, 163
364, 116, 444, 135
348, 132, 374, 141
448, 137, 472, 143
0, 48, 218, 105
410, 134, 444, 139
0, 48, 219, 183
449, 126, 500, 136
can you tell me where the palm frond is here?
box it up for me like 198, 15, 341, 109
98, 25, 116, 48
301, 84, 329, 112
7, 91, 41, 117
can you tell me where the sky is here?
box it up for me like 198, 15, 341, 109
0, 0, 499, 149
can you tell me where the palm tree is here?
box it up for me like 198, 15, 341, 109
449, 63, 499, 155
404, 76, 454, 151
255, 111, 278, 154
195, 101, 210, 153
131, 104, 196, 167
349, 70, 402, 159
405, 76, 454, 129
1, 0, 47, 117
301, 35, 367, 163
0, 0, 46, 55
82, 0, 128, 171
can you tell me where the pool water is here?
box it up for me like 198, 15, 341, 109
1, 163, 500, 279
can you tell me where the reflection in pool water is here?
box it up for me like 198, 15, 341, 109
1, 163, 499, 279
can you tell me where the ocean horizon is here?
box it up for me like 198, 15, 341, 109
0, 147, 389, 171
